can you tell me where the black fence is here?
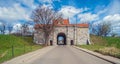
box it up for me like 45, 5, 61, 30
0, 45, 41, 63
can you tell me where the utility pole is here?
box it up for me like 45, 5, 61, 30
75, 15, 77, 45
66, 18, 69, 45
66, 25, 68, 45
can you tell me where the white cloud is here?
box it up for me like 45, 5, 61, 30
59, 6, 90, 24
59, 6, 90, 23
11, 23, 35, 33
13, 23, 22, 30
0, 0, 36, 9
94, 0, 120, 35
97, 8, 107, 15
12, 23, 22, 33
92, 14, 120, 36
28, 25, 34, 32
19, 0, 37, 10
103, 14, 120, 34
97, 0, 120, 16
0, 22, 2, 25
42, 4, 53, 9
20, 0, 34, 8
59, 6, 84, 18
103, 14, 120, 22
78, 13, 99, 23
38, 0, 61, 9
0, 0, 16, 7
39, 0, 60, 4
39, 0, 53, 4
108, 0, 120, 14
0, 3, 31, 21
93, 14, 120, 26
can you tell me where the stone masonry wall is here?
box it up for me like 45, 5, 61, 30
34, 26, 89, 45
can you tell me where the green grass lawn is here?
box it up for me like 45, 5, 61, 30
0, 35, 43, 63
79, 44, 105, 51
104, 37, 120, 49
77, 35, 120, 58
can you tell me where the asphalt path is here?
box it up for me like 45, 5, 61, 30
30, 45, 112, 64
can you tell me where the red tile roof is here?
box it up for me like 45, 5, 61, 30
63, 19, 69, 25
34, 19, 89, 29
55, 19, 89, 27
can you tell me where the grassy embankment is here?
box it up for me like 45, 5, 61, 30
78, 35, 120, 58
0, 35, 43, 63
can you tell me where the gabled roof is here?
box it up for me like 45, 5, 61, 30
53, 19, 69, 25
63, 19, 69, 25
55, 24, 89, 28
34, 19, 89, 29
55, 19, 89, 28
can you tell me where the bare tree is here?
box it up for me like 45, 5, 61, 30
17, 25, 22, 36
21, 23, 29, 36
101, 23, 111, 36
31, 6, 62, 45
8, 25, 13, 34
92, 22, 111, 36
0, 22, 6, 34
111, 32, 118, 37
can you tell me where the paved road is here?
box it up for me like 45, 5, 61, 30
30, 46, 112, 64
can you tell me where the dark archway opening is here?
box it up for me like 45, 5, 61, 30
57, 33, 66, 45
50, 40, 53, 46
70, 40, 74, 45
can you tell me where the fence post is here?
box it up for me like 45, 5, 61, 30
31, 45, 32, 51
24, 45, 25, 53
12, 45, 14, 57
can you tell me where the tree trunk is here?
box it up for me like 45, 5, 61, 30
44, 33, 49, 46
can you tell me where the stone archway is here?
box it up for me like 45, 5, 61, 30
57, 33, 66, 45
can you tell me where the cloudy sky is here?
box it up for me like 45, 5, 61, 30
0, 0, 120, 35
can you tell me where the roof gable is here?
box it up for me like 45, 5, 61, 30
34, 19, 89, 29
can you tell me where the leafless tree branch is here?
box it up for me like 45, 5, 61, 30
31, 6, 62, 45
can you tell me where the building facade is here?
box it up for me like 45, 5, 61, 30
34, 19, 90, 45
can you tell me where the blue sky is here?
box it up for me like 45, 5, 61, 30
0, 0, 120, 35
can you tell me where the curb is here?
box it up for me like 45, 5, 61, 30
73, 46, 120, 64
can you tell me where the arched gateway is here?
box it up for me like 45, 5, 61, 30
34, 19, 90, 45
57, 33, 66, 45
